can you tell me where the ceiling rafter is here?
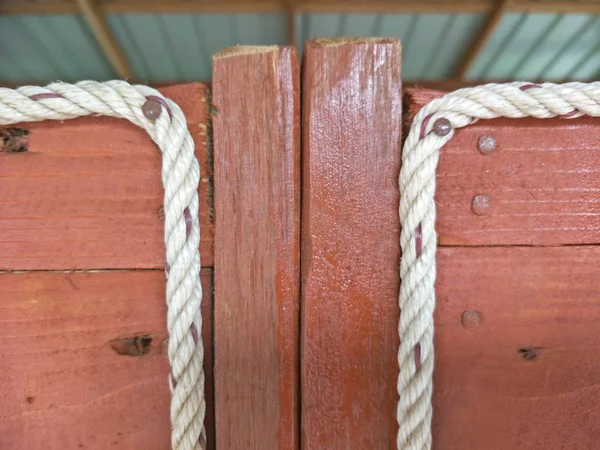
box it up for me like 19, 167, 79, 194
286, 0, 296, 46
74, 0, 134, 79
453, 0, 513, 79
2, 1, 600, 15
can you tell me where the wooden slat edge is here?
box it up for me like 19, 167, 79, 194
301, 38, 402, 448
213, 46, 300, 449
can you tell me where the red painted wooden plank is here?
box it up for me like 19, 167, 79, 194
301, 38, 402, 449
212, 46, 300, 449
0, 269, 214, 450
434, 246, 600, 449
405, 88, 600, 246
0, 83, 213, 270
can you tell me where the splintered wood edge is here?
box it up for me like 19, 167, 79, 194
312, 37, 400, 47
214, 45, 279, 59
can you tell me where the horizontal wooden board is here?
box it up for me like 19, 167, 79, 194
433, 246, 600, 449
0, 269, 214, 450
405, 89, 600, 247
0, 83, 213, 270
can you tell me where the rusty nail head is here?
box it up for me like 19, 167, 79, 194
433, 118, 452, 137
461, 310, 482, 330
477, 135, 497, 154
142, 99, 162, 121
472, 194, 492, 216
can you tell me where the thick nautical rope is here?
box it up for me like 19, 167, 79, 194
398, 81, 600, 449
0, 81, 206, 450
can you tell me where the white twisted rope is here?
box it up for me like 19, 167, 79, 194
0, 81, 206, 450
398, 81, 600, 450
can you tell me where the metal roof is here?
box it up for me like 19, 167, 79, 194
1, 11, 599, 84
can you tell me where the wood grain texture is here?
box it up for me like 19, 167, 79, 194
434, 246, 600, 449
0, 83, 213, 270
406, 88, 600, 247
0, 269, 215, 450
213, 46, 300, 449
301, 38, 402, 449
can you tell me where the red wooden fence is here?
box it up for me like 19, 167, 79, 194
2, 40, 599, 450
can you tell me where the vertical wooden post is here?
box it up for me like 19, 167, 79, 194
301, 38, 402, 449
212, 46, 300, 449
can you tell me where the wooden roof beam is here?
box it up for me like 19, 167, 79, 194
74, 0, 134, 80
286, 0, 296, 46
453, 0, 512, 79
3, 1, 600, 15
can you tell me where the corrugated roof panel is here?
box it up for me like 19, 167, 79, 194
570, 45, 600, 80
403, 14, 456, 79
378, 14, 417, 47
467, 13, 524, 80
108, 13, 287, 82
190, 15, 235, 79
296, 13, 484, 80
232, 14, 287, 46
377, 14, 417, 78
485, 14, 559, 80
0, 19, 26, 82
157, 14, 209, 81
2, 11, 598, 85
109, 14, 182, 81
294, 14, 304, 48
511, 14, 593, 80
343, 13, 380, 36
544, 15, 600, 80
402, 15, 446, 79
424, 14, 484, 79
302, 13, 345, 40
107, 14, 152, 80
0, 15, 112, 83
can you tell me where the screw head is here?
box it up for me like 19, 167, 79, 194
477, 135, 497, 154
472, 194, 492, 216
461, 310, 482, 331
432, 117, 452, 136
142, 98, 162, 121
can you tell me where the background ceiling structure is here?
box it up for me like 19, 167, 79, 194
0, 0, 599, 87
